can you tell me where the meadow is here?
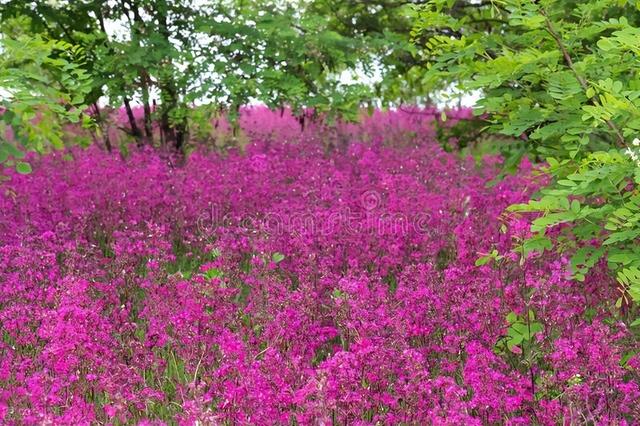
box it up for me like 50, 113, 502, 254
1, 108, 638, 424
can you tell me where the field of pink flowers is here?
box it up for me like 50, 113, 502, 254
1, 108, 639, 424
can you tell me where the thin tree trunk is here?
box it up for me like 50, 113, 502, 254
141, 72, 153, 143
93, 102, 112, 152
175, 121, 186, 152
160, 108, 175, 148
128, 2, 154, 145
156, 1, 187, 152
123, 97, 143, 146
154, 98, 165, 146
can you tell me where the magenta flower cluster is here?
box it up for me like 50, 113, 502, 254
0, 107, 638, 424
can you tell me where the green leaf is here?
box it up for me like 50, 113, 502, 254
507, 334, 523, 348
529, 322, 543, 335
272, 252, 285, 263
571, 199, 581, 213
475, 254, 492, 266
522, 235, 552, 256
604, 229, 640, 245
1, 142, 25, 159
15, 162, 32, 174
203, 267, 223, 280
597, 37, 615, 51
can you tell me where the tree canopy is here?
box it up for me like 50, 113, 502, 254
1, 0, 428, 154
414, 0, 640, 319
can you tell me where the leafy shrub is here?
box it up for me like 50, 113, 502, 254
0, 34, 92, 172
414, 0, 640, 323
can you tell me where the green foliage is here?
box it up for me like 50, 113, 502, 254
229, 3, 374, 120
202, 267, 223, 281
2, 0, 418, 152
414, 0, 640, 321
271, 252, 285, 264
502, 310, 544, 353
475, 248, 502, 266
0, 32, 92, 172
308, 0, 432, 104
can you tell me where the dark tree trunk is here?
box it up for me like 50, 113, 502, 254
127, 2, 154, 145
123, 97, 143, 146
143, 99, 153, 142
175, 122, 186, 152
93, 102, 112, 152
160, 107, 174, 149
141, 73, 153, 143
156, 2, 188, 152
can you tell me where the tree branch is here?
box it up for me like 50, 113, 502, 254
542, 10, 626, 147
